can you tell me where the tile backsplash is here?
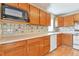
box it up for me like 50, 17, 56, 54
58, 26, 74, 32
0, 22, 48, 36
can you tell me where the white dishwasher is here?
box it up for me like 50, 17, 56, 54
73, 34, 79, 49
50, 34, 57, 52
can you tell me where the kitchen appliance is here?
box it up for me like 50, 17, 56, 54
73, 34, 79, 50
50, 35, 57, 52
1, 3, 29, 22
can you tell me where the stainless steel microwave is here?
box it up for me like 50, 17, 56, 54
1, 3, 29, 22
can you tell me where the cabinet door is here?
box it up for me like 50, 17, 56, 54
44, 36, 50, 46
43, 36, 50, 55
64, 15, 74, 26
29, 5, 40, 25
57, 34, 62, 47
46, 13, 51, 26
57, 16, 64, 27
74, 13, 79, 22
27, 36, 50, 56
39, 38, 44, 56
18, 3, 29, 12
4, 46, 25, 56
27, 38, 40, 56
27, 42, 40, 56
62, 34, 73, 47
5, 3, 18, 8
39, 36, 50, 55
1, 40, 26, 56
40, 10, 46, 25
0, 45, 3, 56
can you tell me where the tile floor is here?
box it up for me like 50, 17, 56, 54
46, 45, 79, 56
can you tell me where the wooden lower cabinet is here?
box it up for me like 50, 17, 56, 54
39, 36, 50, 56
0, 40, 27, 56
27, 39, 40, 56
27, 36, 50, 56
26, 36, 50, 56
57, 33, 73, 47
0, 36, 50, 56
4, 46, 26, 56
0, 45, 3, 56
62, 34, 73, 47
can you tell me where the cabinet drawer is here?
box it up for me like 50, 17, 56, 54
2, 40, 26, 50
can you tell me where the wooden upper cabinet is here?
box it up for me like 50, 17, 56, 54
62, 34, 73, 47
18, 3, 29, 12
5, 3, 19, 8
29, 5, 40, 25
57, 16, 64, 27
46, 13, 51, 26
63, 15, 74, 26
57, 34, 62, 47
40, 10, 46, 26
74, 13, 79, 22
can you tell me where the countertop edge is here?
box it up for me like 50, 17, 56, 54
0, 32, 58, 44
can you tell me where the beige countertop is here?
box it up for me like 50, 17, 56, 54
0, 32, 61, 44
0, 31, 77, 44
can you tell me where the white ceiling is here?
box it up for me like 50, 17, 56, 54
33, 3, 79, 15
32, 3, 50, 10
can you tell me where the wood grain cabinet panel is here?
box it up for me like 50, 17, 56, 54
63, 15, 74, 26
40, 10, 46, 25
0, 45, 3, 56
2, 40, 26, 50
43, 36, 50, 55
57, 16, 64, 27
39, 38, 44, 56
18, 3, 29, 12
62, 34, 73, 47
4, 46, 25, 56
1, 40, 27, 56
57, 34, 63, 47
46, 13, 51, 26
26, 38, 40, 56
5, 3, 19, 8
74, 13, 79, 22
39, 36, 50, 56
29, 5, 40, 25
27, 36, 50, 56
